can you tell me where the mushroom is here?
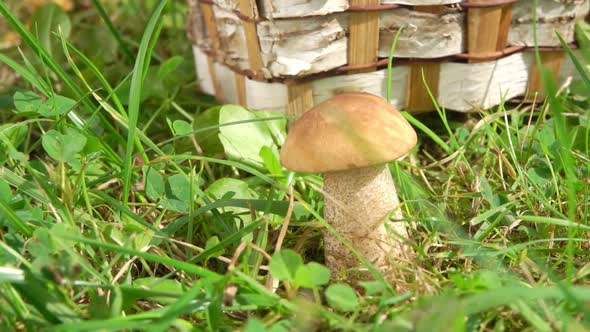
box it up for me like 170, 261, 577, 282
280, 92, 417, 281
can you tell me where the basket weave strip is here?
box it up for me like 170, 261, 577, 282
188, 0, 589, 113
189, 0, 587, 79
193, 47, 576, 113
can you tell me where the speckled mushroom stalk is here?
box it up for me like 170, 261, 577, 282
322, 164, 408, 278
280, 92, 417, 281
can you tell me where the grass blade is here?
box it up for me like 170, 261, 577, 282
122, 0, 168, 206
557, 33, 590, 89
55, 232, 219, 279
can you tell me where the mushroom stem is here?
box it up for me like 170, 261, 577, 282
322, 164, 409, 280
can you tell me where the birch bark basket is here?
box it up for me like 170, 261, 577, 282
203, 0, 586, 79
189, 0, 589, 112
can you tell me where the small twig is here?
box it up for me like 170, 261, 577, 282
190, 135, 215, 180
228, 241, 248, 272
266, 185, 295, 291
274, 185, 295, 253
112, 256, 138, 284
160, 236, 233, 265
248, 242, 273, 262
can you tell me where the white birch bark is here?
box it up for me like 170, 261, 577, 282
215, 61, 240, 104
204, 2, 587, 78
258, 0, 349, 19
245, 78, 288, 111
509, 0, 589, 47
209, 0, 239, 12
187, 0, 209, 47
257, 0, 463, 18
311, 67, 409, 109
212, 6, 250, 71
194, 50, 581, 113
381, 0, 461, 4
379, 8, 464, 59
191, 1, 587, 112
257, 14, 349, 77
438, 53, 531, 111
193, 46, 216, 96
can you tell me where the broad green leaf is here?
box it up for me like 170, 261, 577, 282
168, 173, 197, 201
132, 230, 154, 252
325, 284, 359, 312
204, 236, 225, 258
244, 319, 268, 332
359, 280, 388, 296
254, 110, 287, 145
0, 122, 29, 164
294, 262, 331, 288
268, 249, 303, 282
144, 167, 165, 201
133, 277, 184, 304
38, 95, 77, 117
160, 198, 189, 213
172, 120, 193, 137
193, 106, 223, 154
478, 176, 501, 208
527, 166, 552, 188
203, 178, 257, 222
218, 104, 278, 169
41, 128, 87, 164
205, 178, 256, 199
28, 228, 58, 268
13, 91, 43, 114
259, 146, 282, 176
14, 91, 76, 117
206, 178, 255, 201
269, 320, 292, 332
74, 25, 119, 63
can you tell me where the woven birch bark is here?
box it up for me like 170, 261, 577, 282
201, 1, 588, 78
209, 0, 239, 12
191, 0, 587, 112
381, 0, 461, 4
257, 14, 348, 77
256, 9, 463, 77
258, 0, 349, 19
438, 53, 531, 111
193, 46, 215, 96
311, 67, 409, 109
244, 79, 288, 112
509, 0, 589, 47
214, 61, 240, 104
212, 6, 250, 71
187, 0, 208, 47
257, 0, 463, 18
193, 49, 580, 113
378, 8, 464, 59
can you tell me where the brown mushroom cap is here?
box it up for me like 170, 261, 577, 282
280, 92, 417, 173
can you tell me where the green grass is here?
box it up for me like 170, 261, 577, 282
1, 1, 590, 331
